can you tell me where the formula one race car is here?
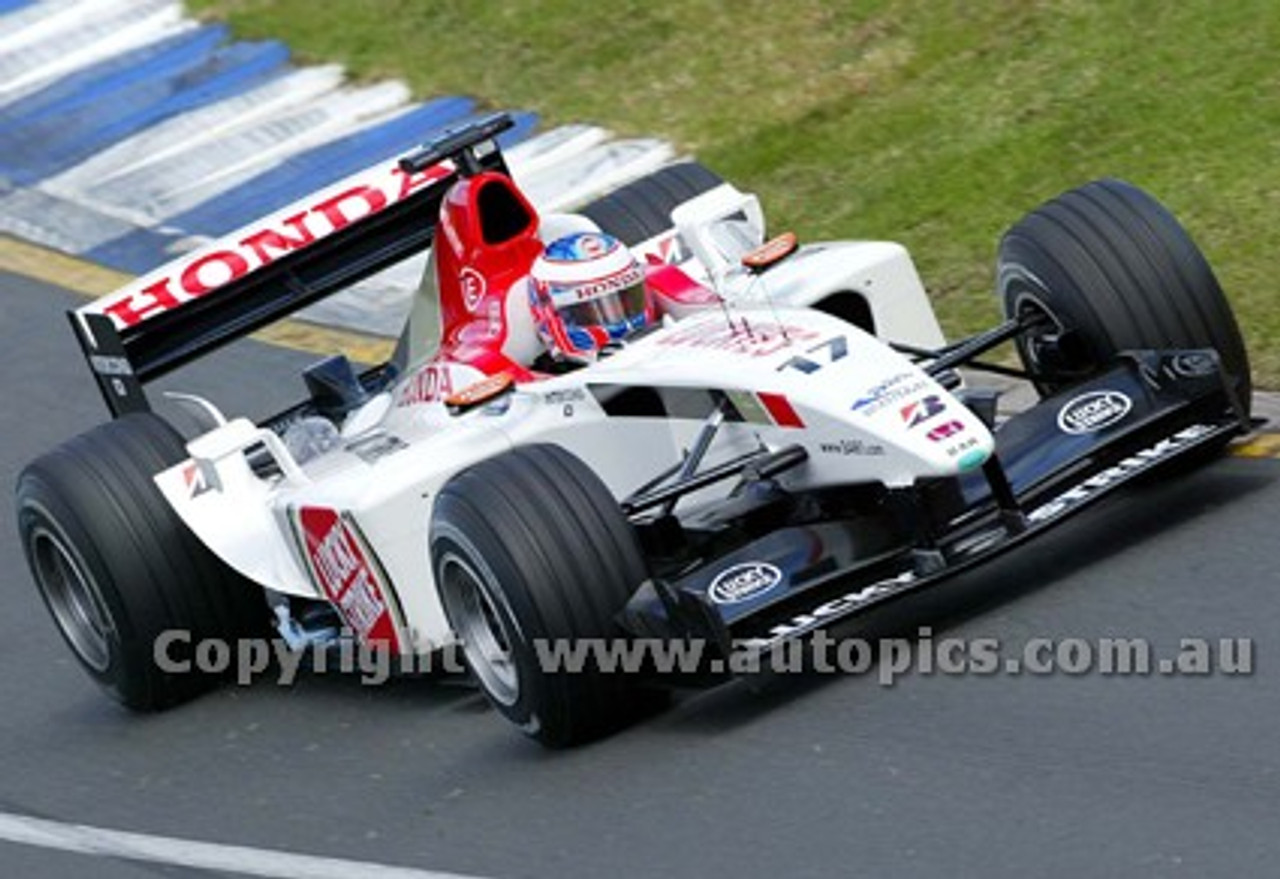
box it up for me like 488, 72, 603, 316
15, 114, 1253, 746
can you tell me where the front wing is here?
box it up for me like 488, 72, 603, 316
620, 348, 1247, 665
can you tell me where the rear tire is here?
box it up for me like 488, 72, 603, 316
581, 161, 723, 246
997, 178, 1250, 414
15, 413, 269, 710
430, 444, 654, 747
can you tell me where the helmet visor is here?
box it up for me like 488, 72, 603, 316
556, 279, 647, 331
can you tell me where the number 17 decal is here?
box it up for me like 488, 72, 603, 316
776, 335, 849, 375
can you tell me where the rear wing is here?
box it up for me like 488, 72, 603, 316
71, 113, 516, 418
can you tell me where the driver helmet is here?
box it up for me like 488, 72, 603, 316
529, 231, 651, 362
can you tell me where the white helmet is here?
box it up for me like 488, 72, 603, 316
528, 232, 651, 361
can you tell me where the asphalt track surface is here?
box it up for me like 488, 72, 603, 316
3, 270, 1280, 878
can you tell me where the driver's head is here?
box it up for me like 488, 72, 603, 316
529, 232, 651, 362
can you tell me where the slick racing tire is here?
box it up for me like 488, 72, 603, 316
997, 178, 1251, 415
430, 444, 655, 747
15, 413, 269, 710
581, 161, 723, 246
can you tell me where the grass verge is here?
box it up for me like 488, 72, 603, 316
188, 0, 1280, 385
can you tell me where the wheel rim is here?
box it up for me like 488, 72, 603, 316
438, 552, 520, 707
29, 526, 112, 672
1012, 291, 1096, 389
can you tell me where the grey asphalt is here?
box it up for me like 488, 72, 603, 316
2, 270, 1280, 879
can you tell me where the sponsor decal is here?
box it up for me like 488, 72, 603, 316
957, 448, 990, 472
709, 562, 784, 605
182, 461, 217, 498
89, 355, 132, 376
1057, 390, 1133, 435
1169, 352, 1218, 379
924, 419, 984, 458
542, 388, 587, 405
543, 387, 587, 418
656, 321, 823, 358
636, 231, 689, 266
738, 571, 918, 650
86, 161, 451, 330
397, 363, 455, 407
851, 372, 930, 416
900, 394, 946, 428
942, 435, 981, 459
926, 419, 966, 442
459, 267, 487, 312
818, 438, 887, 457
1030, 423, 1215, 522
344, 432, 408, 465
298, 507, 401, 650
553, 265, 645, 304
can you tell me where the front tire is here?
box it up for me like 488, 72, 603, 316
15, 413, 269, 710
997, 178, 1251, 414
430, 444, 653, 747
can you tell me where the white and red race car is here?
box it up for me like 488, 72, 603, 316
16, 115, 1252, 745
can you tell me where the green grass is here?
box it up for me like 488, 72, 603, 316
188, 0, 1280, 385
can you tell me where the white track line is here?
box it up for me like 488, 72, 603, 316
0, 811, 486, 879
